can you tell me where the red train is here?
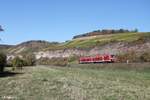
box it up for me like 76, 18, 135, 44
79, 54, 116, 64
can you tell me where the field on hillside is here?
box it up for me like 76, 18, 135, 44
64, 32, 150, 49
44, 32, 150, 50
0, 64, 150, 100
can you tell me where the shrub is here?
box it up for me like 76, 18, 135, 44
12, 57, 24, 70
140, 52, 150, 62
0, 52, 7, 72
37, 57, 68, 66
117, 51, 150, 63
68, 55, 79, 63
117, 51, 139, 63
22, 53, 36, 66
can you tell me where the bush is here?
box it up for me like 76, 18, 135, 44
117, 51, 139, 63
0, 52, 7, 72
117, 51, 150, 63
22, 53, 36, 66
140, 52, 150, 62
37, 57, 68, 66
68, 55, 79, 63
12, 57, 24, 70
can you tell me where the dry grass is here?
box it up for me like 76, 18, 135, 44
0, 64, 150, 100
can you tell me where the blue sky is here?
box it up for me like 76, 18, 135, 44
0, 0, 150, 45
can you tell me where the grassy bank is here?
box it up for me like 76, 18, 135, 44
45, 32, 150, 50
0, 64, 150, 100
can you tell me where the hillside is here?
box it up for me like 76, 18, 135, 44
73, 29, 137, 39
34, 32, 150, 59
0, 44, 14, 52
2, 31, 150, 59
67, 32, 149, 48
7, 40, 59, 54
44, 32, 150, 50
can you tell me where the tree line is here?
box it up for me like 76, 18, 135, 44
73, 28, 138, 39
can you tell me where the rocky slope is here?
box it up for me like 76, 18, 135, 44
35, 32, 150, 59
2, 31, 150, 60
7, 40, 59, 54
35, 41, 150, 59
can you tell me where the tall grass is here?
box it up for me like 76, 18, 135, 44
1, 64, 150, 100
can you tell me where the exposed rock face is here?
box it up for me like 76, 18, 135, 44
35, 42, 150, 59
7, 41, 150, 60
35, 46, 118, 59
35, 49, 87, 59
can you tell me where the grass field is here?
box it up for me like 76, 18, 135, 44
0, 64, 150, 100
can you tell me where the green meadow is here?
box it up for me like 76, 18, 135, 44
0, 63, 150, 100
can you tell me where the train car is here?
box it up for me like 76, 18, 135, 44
79, 54, 116, 64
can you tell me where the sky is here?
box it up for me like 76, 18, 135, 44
0, 0, 150, 45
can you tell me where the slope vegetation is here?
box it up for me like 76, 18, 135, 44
2, 32, 150, 56
7, 40, 59, 54
45, 32, 150, 50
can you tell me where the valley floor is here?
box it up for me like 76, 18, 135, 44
0, 64, 150, 100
